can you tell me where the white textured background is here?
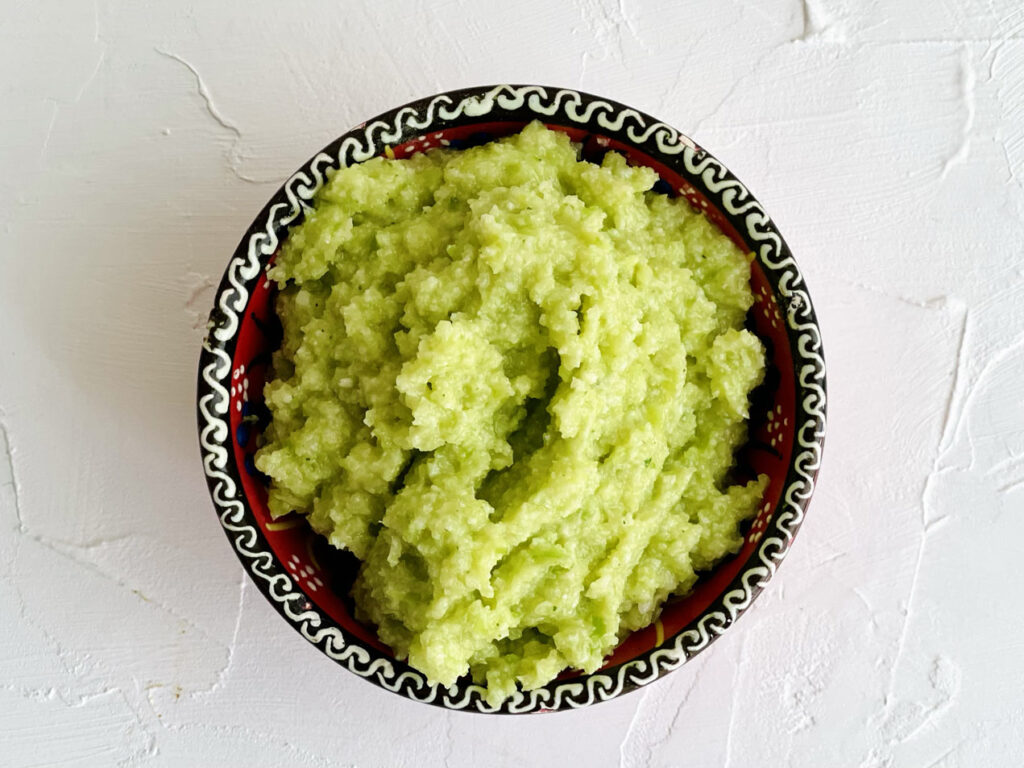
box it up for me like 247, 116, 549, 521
2, 0, 1023, 765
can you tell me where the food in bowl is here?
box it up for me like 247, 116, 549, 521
254, 121, 767, 705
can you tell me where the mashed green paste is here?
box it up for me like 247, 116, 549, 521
255, 122, 767, 704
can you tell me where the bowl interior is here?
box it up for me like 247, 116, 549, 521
226, 121, 796, 679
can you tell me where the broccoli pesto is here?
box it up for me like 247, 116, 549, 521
255, 122, 767, 705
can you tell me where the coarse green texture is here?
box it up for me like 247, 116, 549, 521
255, 122, 767, 705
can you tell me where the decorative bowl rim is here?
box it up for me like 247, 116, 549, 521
196, 83, 827, 714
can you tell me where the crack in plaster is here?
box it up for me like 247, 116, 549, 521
722, 636, 747, 768
960, 333, 1024, 472
0, 412, 25, 534
182, 271, 216, 330
793, 0, 845, 43
571, 0, 649, 65
5, 559, 82, 683
22, 532, 141, 551
74, 50, 106, 105
798, 0, 819, 42
923, 742, 961, 768
21, 532, 225, 662
851, 587, 879, 629
899, 657, 962, 743
814, 549, 847, 567
155, 48, 275, 185
934, 304, 972, 463
617, 687, 651, 768
940, 45, 977, 181
997, 474, 1024, 493
116, 685, 159, 766
39, 24, 108, 155
987, 450, 1024, 489
155, 49, 240, 138
655, 29, 712, 120
39, 101, 59, 162
617, 653, 720, 767
0, 583, 159, 761
184, 273, 216, 304
731, 0, 787, 30
841, 277, 952, 310
187, 575, 246, 701
1, 683, 118, 709
92, 0, 102, 44
441, 711, 455, 768
881, 303, 968, 712
148, 721, 336, 768
691, 46, 779, 136
1, 684, 158, 765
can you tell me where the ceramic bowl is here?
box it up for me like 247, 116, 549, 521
196, 85, 827, 714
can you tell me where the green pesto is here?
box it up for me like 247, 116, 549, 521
255, 122, 767, 705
